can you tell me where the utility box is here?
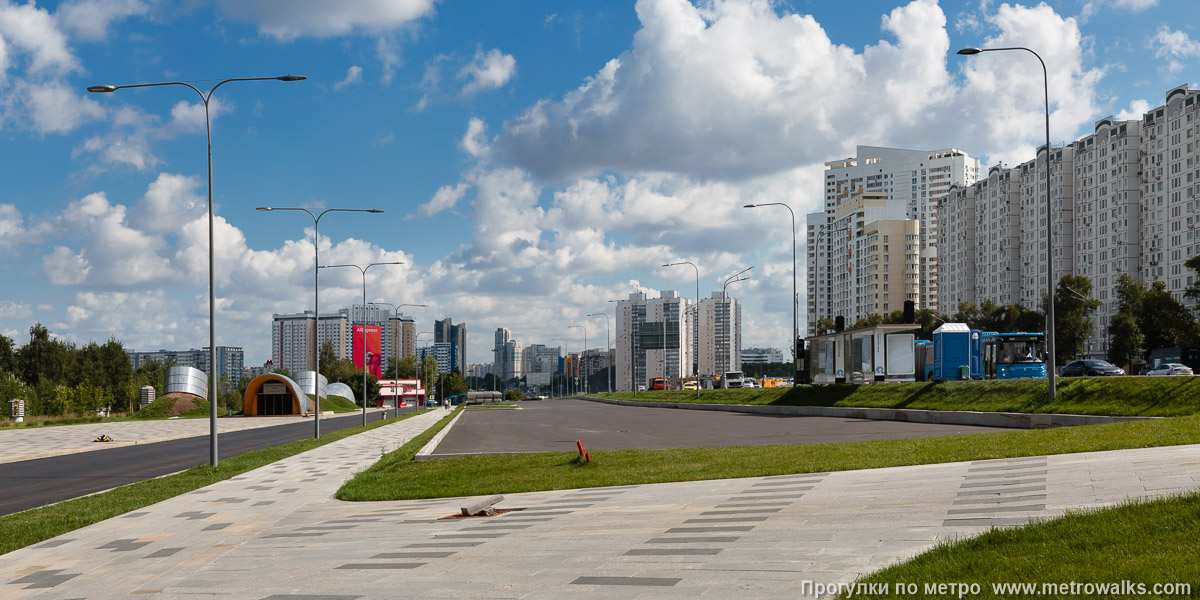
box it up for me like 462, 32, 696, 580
139, 385, 156, 408
9, 399, 24, 422
932, 323, 972, 380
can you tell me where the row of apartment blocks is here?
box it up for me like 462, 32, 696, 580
808, 84, 1199, 361
272, 307, 467, 376
941, 84, 1200, 358
126, 346, 244, 383
491, 328, 612, 381
614, 290, 742, 391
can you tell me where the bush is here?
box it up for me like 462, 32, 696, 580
504, 390, 523, 402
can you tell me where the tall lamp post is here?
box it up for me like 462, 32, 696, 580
662, 261, 700, 398
550, 336, 566, 398
957, 45, 1056, 402
416, 331, 432, 406
89, 74, 306, 467
369, 301, 427, 418
587, 312, 612, 393
744, 202, 797, 388
257, 206, 383, 437
321, 262, 403, 425
569, 324, 587, 395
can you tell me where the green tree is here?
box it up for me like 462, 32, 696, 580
951, 302, 981, 327
1107, 312, 1144, 370
319, 340, 338, 374
16, 323, 74, 389
384, 354, 418, 379
1139, 281, 1200, 351
1053, 275, 1101, 364
0, 333, 15, 374
439, 369, 468, 399
1184, 255, 1200, 306
812, 318, 835, 336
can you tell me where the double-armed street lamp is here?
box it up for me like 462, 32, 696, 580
257, 206, 383, 437
320, 262, 403, 425
88, 74, 306, 466
416, 331, 433, 405
369, 301, 427, 417
957, 45, 1057, 402
744, 202, 798, 388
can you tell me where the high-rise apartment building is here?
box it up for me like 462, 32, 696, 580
697, 291, 741, 377
806, 192, 919, 333
273, 306, 415, 376
493, 328, 523, 380
521, 343, 561, 375
615, 291, 691, 391
817, 146, 980, 317
435, 318, 466, 374
741, 347, 784, 364
938, 83, 1199, 360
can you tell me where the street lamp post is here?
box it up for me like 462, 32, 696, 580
321, 262, 402, 426
721, 268, 752, 380
368, 301, 428, 413
416, 331, 432, 406
550, 336, 566, 398
662, 261, 700, 398
957, 45, 1056, 402
257, 207, 383, 437
744, 202, 797, 388
569, 324, 586, 395
587, 312, 612, 393
89, 74, 306, 467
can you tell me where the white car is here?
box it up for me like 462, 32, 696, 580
743, 378, 759, 388
1144, 363, 1194, 376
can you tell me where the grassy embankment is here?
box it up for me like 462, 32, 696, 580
597, 376, 1200, 416
0, 409, 438, 556
841, 492, 1200, 598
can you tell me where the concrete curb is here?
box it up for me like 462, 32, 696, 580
575, 396, 1158, 429
414, 409, 463, 460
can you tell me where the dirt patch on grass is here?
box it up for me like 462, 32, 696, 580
161, 393, 202, 416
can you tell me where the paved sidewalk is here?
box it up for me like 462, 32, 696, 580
0, 410, 387, 464
2, 408, 1197, 599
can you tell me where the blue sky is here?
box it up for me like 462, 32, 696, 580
1, 0, 1196, 365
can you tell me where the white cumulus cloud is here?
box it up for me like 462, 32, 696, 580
458, 47, 516, 96
334, 65, 364, 90
55, 0, 149, 42
217, 0, 437, 40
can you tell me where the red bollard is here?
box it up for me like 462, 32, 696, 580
584, 451, 591, 463
576, 440, 584, 457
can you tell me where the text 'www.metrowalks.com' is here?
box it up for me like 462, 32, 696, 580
802, 580, 1194, 598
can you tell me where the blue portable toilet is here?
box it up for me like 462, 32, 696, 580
970, 330, 990, 379
932, 323, 972, 380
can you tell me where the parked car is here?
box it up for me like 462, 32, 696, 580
1144, 363, 1194, 376
1059, 360, 1124, 377
743, 378, 759, 388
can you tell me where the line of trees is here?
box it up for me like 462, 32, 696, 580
0, 323, 161, 417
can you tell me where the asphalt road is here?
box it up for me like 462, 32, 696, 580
431, 398, 1012, 455
0, 407, 420, 517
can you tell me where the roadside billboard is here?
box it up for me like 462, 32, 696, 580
353, 325, 383, 377
526, 372, 552, 386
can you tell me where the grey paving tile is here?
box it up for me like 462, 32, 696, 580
945, 504, 1046, 514
624, 549, 722, 556
646, 537, 741, 543
664, 526, 755, 533
571, 576, 682, 586
335, 563, 423, 570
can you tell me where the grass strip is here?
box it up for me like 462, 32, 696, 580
338, 413, 1200, 501
599, 376, 1200, 417
0, 409, 437, 556
842, 493, 1200, 599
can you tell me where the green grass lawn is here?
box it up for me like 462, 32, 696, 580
597, 377, 1200, 416
0, 409, 436, 556
338, 413, 1200, 501
317, 394, 360, 413
843, 493, 1200, 599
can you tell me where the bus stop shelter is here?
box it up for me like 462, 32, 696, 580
806, 323, 922, 384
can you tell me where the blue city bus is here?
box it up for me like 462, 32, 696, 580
980, 332, 1046, 379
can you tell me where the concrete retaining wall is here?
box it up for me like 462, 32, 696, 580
576, 396, 1157, 429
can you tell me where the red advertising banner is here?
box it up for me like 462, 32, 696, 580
353, 325, 383, 377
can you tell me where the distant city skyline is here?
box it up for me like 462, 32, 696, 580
1, 1, 1194, 365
